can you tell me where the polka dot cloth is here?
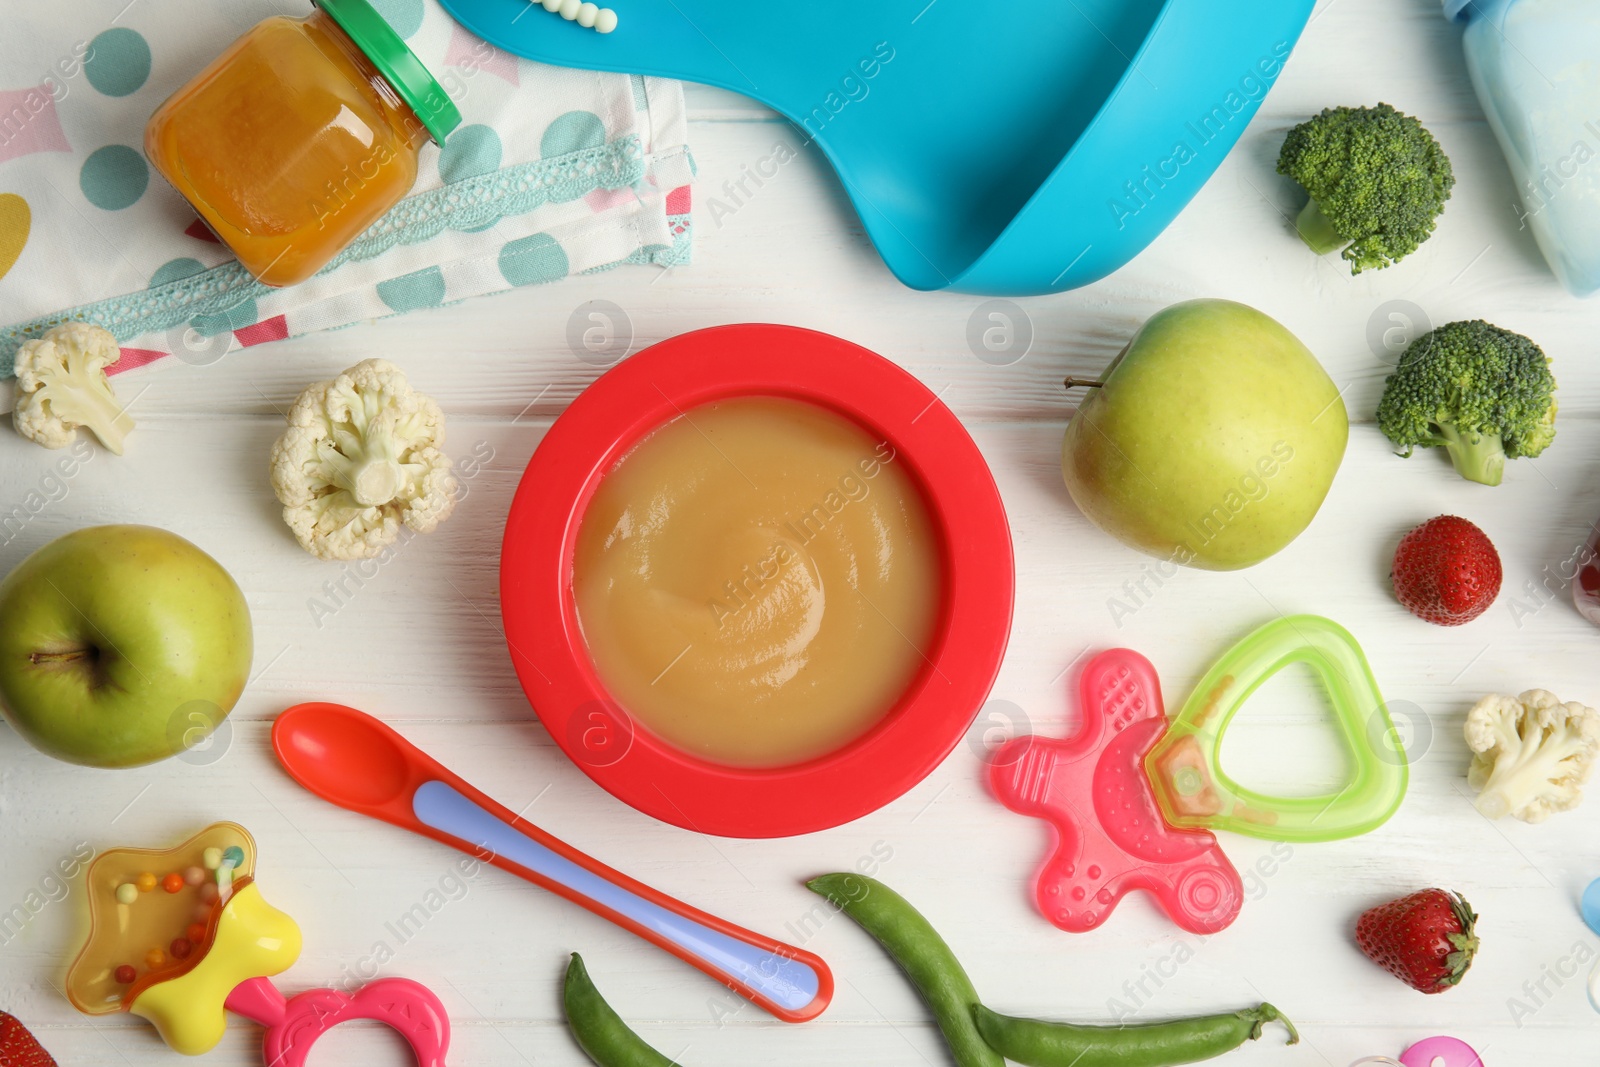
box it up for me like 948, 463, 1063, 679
542, 112, 608, 205
150, 258, 205, 288
370, 0, 425, 39
541, 111, 607, 158
438, 125, 503, 183
498, 233, 568, 286
191, 299, 258, 337
0, 195, 30, 282
0, 0, 694, 380
80, 145, 149, 211
438, 125, 504, 232
377, 266, 447, 312
84, 28, 152, 97
150, 258, 258, 335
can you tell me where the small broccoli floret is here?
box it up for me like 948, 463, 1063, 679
1376, 320, 1556, 487
1277, 103, 1454, 273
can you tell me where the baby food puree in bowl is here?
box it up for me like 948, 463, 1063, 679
501, 325, 1014, 837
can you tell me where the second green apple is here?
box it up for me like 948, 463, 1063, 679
1062, 299, 1346, 570
0, 525, 252, 767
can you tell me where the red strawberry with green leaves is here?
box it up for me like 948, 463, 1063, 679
1355, 889, 1479, 993
1391, 515, 1501, 625
0, 1011, 57, 1067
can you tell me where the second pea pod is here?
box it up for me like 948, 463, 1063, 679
561, 873, 1298, 1067
807, 873, 1297, 1067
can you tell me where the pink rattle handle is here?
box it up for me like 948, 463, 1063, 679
227, 976, 450, 1067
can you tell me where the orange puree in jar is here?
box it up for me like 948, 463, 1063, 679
145, 2, 458, 287
573, 397, 942, 768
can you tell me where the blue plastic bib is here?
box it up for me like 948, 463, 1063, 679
438, 0, 1318, 294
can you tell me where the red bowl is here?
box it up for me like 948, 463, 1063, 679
500, 324, 1014, 837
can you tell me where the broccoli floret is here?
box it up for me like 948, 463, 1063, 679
1277, 103, 1454, 273
1376, 320, 1557, 487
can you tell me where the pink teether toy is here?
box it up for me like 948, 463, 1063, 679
231, 976, 449, 1067
66, 822, 451, 1066
1399, 1036, 1483, 1067
990, 649, 1243, 934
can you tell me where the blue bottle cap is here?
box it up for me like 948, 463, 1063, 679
1580, 876, 1600, 937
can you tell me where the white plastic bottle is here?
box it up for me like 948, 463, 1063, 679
1449, 0, 1600, 296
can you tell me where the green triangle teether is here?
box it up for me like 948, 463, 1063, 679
1145, 615, 1407, 842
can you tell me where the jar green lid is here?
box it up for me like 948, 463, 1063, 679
316, 0, 462, 143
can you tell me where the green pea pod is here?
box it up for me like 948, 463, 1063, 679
806, 873, 1003, 1067
563, 953, 682, 1067
972, 1002, 1299, 1067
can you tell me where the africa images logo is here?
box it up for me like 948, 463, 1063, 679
1107, 41, 1294, 232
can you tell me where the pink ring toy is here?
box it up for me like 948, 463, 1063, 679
1399, 1036, 1483, 1067
230, 976, 450, 1067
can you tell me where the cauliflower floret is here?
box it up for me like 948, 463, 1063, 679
1465, 689, 1600, 822
12, 322, 134, 454
269, 359, 458, 561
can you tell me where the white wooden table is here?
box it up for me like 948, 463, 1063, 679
4, 0, 1599, 1062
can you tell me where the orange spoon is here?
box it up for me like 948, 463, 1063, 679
271, 702, 831, 1022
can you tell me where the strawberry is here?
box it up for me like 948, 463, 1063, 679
1391, 515, 1501, 625
1355, 888, 1479, 994
0, 1011, 57, 1067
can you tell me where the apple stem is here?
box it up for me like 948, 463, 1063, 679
29, 649, 93, 665
1063, 376, 1104, 391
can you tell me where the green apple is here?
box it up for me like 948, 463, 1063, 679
1061, 299, 1347, 570
0, 525, 253, 767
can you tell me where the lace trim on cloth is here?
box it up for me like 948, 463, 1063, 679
0, 136, 647, 374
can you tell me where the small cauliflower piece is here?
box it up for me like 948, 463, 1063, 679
1464, 690, 1600, 822
269, 358, 458, 561
12, 322, 134, 454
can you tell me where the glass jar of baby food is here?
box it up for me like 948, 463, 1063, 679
1447, 0, 1600, 296
145, 0, 460, 288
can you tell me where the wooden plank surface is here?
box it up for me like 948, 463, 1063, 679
3, 0, 1598, 1062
